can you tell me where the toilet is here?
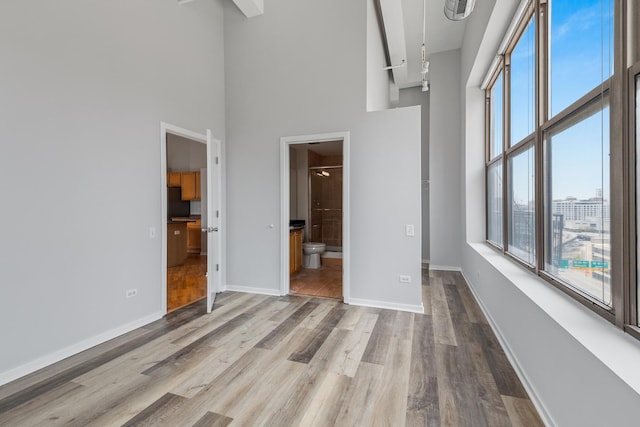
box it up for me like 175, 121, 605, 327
302, 242, 326, 269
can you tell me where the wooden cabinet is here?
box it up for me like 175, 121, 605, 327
181, 172, 196, 200
290, 229, 303, 275
167, 222, 188, 267
195, 171, 201, 200
168, 171, 201, 201
167, 172, 182, 187
187, 219, 202, 253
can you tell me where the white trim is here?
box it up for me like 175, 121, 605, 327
160, 122, 207, 315
0, 311, 162, 387
429, 265, 462, 272
421, 259, 431, 264
224, 285, 283, 297
280, 131, 351, 304
348, 298, 425, 314
460, 269, 555, 427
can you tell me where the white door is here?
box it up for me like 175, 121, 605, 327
205, 129, 222, 313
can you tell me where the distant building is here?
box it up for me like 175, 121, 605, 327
552, 196, 610, 225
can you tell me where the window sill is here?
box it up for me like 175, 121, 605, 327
468, 242, 640, 395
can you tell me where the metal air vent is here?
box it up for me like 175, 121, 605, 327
444, 0, 477, 21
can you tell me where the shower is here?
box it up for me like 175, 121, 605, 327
309, 165, 343, 254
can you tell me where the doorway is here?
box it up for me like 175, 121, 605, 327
161, 123, 221, 314
280, 132, 350, 303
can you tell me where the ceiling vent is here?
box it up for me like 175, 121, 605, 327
444, 0, 476, 21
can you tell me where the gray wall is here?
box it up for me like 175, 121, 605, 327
457, 0, 640, 424
224, 0, 422, 309
399, 87, 430, 262
0, 0, 225, 381
429, 50, 462, 269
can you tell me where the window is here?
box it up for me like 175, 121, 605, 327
484, 0, 640, 335
545, 102, 610, 305
509, 146, 535, 265
488, 160, 503, 246
636, 71, 640, 325
549, 0, 613, 117
510, 17, 536, 145
490, 73, 504, 159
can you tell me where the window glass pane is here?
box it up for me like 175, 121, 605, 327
490, 73, 503, 159
545, 103, 611, 306
508, 146, 535, 264
637, 74, 640, 325
510, 17, 536, 145
549, 0, 613, 117
488, 161, 503, 246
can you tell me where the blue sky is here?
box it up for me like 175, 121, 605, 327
510, 0, 613, 204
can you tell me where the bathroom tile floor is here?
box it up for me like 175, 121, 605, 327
290, 258, 342, 299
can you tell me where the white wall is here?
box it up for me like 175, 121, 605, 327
167, 134, 207, 172
224, 0, 422, 311
0, 0, 225, 383
429, 50, 462, 269
399, 87, 430, 262
366, 0, 392, 111
458, 0, 640, 424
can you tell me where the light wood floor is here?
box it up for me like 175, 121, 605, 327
0, 268, 543, 426
290, 258, 343, 300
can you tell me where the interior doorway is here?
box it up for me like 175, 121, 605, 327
161, 123, 222, 314
280, 132, 350, 302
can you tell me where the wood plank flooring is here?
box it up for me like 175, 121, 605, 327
167, 254, 207, 313
0, 267, 544, 426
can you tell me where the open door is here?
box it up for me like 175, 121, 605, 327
205, 129, 222, 313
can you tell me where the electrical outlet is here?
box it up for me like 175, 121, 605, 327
399, 275, 412, 283
126, 288, 138, 298
405, 224, 415, 236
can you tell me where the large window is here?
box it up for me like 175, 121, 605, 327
511, 17, 536, 144
485, 0, 640, 334
488, 160, 503, 246
490, 73, 504, 159
509, 146, 535, 265
549, 0, 613, 117
544, 103, 611, 305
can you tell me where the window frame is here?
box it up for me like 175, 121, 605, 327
483, 0, 638, 332
626, 60, 640, 338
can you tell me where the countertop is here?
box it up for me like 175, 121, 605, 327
290, 225, 305, 231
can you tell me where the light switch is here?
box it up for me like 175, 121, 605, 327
406, 224, 415, 236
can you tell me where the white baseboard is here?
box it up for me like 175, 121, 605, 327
224, 284, 282, 296
348, 298, 424, 314
0, 311, 163, 387
429, 265, 462, 272
321, 252, 343, 259
460, 270, 555, 427
422, 259, 431, 264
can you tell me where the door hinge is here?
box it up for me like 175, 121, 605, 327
216, 264, 219, 271
215, 157, 219, 165
216, 210, 219, 218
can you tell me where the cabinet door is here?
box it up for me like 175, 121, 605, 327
295, 230, 303, 271
181, 172, 197, 200
289, 232, 297, 275
167, 172, 181, 187
195, 171, 201, 200
187, 220, 201, 252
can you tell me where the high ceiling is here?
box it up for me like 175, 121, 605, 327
397, 0, 468, 88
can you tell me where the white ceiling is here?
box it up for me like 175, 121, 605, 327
397, 0, 467, 88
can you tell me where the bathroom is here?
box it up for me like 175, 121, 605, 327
289, 140, 343, 299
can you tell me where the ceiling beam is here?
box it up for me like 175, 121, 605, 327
232, 0, 264, 18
